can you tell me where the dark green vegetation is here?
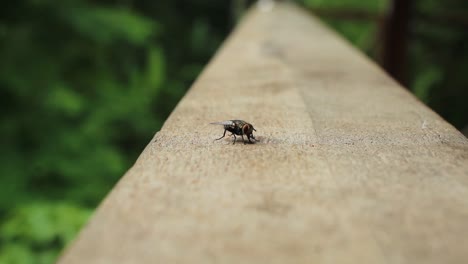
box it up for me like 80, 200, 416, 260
0, 0, 466, 263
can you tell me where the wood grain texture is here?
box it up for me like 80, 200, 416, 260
58, 3, 468, 264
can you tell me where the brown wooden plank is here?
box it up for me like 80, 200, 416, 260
58, 2, 468, 264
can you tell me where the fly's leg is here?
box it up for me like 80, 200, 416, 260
241, 135, 246, 144
249, 134, 258, 143
215, 129, 227, 141
232, 134, 237, 144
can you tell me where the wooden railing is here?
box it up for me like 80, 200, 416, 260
58, 2, 468, 263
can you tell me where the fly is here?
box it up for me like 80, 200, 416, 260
210, 120, 258, 144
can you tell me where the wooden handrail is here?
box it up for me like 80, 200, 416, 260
58, 2, 468, 263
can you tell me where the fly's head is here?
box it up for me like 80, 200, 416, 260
242, 123, 257, 142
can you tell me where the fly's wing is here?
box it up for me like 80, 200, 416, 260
210, 120, 235, 126
231, 120, 246, 127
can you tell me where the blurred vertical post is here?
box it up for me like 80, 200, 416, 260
380, 0, 412, 86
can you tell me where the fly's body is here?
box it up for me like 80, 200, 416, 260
210, 120, 257, 144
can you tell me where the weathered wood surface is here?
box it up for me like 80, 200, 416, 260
58, 2, 468, 264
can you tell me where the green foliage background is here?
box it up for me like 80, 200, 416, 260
0, 0, 466, 263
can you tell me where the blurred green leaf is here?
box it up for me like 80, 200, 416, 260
46, 84, 85, 116
65, 6, 159, 45
145, 46, 165, 89
412, 66, 442, 103
0, 202, 91, 263
1, 202, 91, 243
0, 244, 36, 264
